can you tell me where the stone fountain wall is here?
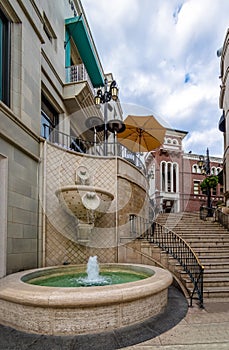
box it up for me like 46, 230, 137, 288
43, 143, 148, 266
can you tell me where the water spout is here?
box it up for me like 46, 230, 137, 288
76, 256, 110, 286
87, 256, 100, 281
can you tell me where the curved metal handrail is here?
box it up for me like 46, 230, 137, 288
132, 216, 204, 308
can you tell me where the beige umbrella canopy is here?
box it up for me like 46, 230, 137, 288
117, 115, 166, 152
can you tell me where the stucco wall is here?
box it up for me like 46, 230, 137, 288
44, 143, 148, 265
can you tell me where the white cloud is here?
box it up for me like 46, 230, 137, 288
183, 128, 223, 156
82, 0, 229, 156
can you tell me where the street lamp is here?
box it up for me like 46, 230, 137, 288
94, 78, 119, 155
198, 148, 212, 216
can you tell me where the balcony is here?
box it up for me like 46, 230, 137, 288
64, 63, 99, 114
65, 16, 104, 88
65, 64, 94, 94
41, 124, 146, 173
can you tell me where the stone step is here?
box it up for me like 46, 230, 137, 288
186, 286, 229, 299
185, 277, 229, 288
204, 277, 229, 287
204, 268, 229, 276
194, 247, 229, 253
172, 229, 228, 233
180, 269, 229, 280
196, 251, 229, 257
177, 234, 227, 238
199, 254, 229, 260
154, 212, 229, 301
179, 237, 229, 243
201, 261, 229, 269
189, 242, 229, 248
199, 256, 229, 263
156, 222, 225, 228
182, 240, 229, 245
203, 286, 229, 298
156, 220, 222, 225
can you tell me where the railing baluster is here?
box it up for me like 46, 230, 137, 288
135, 216, 204, 308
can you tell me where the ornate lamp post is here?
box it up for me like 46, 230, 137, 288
94, 78, 119, 156
198, 148, 212, 216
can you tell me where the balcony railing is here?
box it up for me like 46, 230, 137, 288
41, 124, 146, 173
65, 64, 94, 93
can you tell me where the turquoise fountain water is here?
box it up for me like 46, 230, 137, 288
27, 256, 150, 287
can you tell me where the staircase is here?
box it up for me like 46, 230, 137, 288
156, 212, 229, 301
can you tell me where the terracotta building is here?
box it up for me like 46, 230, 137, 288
145, 128, 223, 214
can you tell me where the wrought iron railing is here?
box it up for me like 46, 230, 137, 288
131, 215, 204, 308
215, 208, 229, 230
41, 124, 146, 173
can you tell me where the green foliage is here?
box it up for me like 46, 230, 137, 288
200, 175, 218, 190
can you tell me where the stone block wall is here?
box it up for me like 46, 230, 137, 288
0, 105, 40, 275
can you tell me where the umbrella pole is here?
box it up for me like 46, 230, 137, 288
94, 127, 97, 154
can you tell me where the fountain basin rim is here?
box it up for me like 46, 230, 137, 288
0, 264, 172, 308
55, 185, 114, 200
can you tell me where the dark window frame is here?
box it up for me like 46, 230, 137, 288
0, 9, 10, 106
41, 94, 59, 141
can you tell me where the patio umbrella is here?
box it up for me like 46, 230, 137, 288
117, 115, 166, 152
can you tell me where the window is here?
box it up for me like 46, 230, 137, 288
167, 163, 171, 191
160, 161, 178, 193
43, 12, 56, 45
41, 94, 59, 141
192, 165, 198, 173
216, 167, 221, 175
0, 9, 10, 106
211, 167, 216, 175
173, 164, 177, 192
193, 180, 200, 195
161, 162, 165, 191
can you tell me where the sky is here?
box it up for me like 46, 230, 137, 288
82, 0, 229, 157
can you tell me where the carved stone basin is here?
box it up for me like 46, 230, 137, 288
56, 185, 114, 222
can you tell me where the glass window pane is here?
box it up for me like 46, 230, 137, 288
0, 18, 2, 100
0, 10, 10, 106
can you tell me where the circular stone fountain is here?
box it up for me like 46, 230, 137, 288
0, 263, 172, 336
